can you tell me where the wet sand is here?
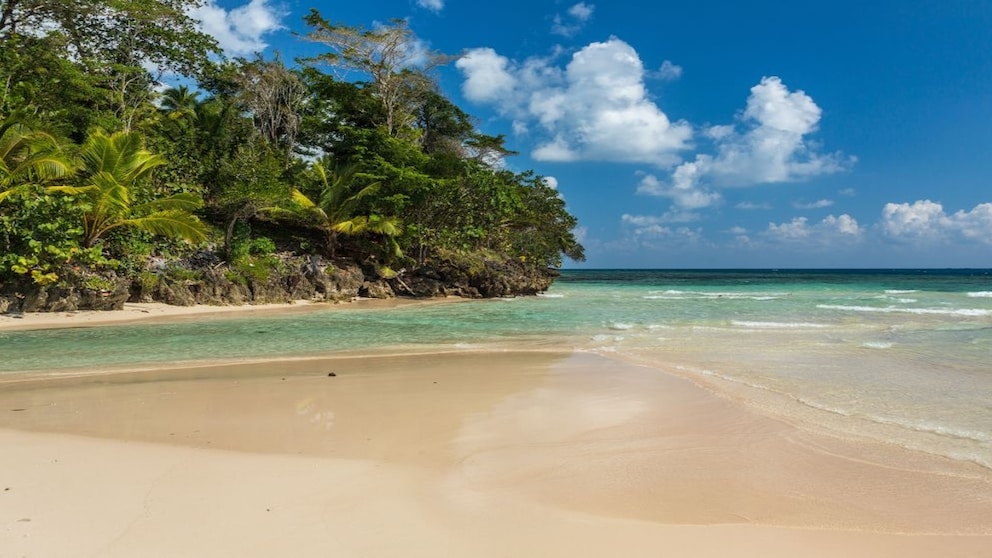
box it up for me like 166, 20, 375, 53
1, 350, 990, 557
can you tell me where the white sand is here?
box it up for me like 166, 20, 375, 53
0, 298, 458, 332
1, 351, 990, 557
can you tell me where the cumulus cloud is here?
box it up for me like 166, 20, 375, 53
552, 2, 595, 37
766, 214, 863, 243
456, 38, 692, 165
416, 0, 444, 12
881, 200, 992, 244
641, 76, 851, 210
190, 0, 285, 56
456, 48, 516, 103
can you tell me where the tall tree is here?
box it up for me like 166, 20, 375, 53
230, 55, 309, 165
302, 10, 452, 137
0, 0, 220, 131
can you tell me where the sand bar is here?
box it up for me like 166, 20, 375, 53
1, 350, 990, 557
0, 298, 454, 332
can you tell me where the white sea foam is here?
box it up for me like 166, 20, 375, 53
676, 365, 773, 392
817, 304, 992, 317
861, 341, 894, 349
731, 320, 829, 329
607, 322, 634, 331
885, 289, 919, 294
867, 414, 992, 444
967, 291, 992, 298
876, 295, 917, 303
537, 293, 565, 298
591, 334, 624, 342
645, 290, 785, 300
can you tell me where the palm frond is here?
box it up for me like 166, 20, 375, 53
333, 216, 368, 235
132, 192, 203, 214
113, 211, 209, 244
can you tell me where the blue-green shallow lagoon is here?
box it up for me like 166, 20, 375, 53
2, 269, 991, 471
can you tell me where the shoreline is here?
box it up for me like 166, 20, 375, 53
1, 350, 990, 556
0, 296, 462, 332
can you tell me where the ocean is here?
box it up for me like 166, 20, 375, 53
2, 269, 991, 471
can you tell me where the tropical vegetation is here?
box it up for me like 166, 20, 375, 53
0, 0, 584, 305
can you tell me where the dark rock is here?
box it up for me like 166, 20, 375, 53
359, 280, 395, 299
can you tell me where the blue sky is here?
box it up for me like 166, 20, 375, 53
192, 1, 992, 268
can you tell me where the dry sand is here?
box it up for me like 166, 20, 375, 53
0, 298, 450, 332
1, 349, 990, 557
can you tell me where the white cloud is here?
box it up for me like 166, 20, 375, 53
416, 0, 444, 12
736, 201, 772, 210
716, 77, 852, 183
552, 2, 595, 37
639, 76, 850, 210
457, 38, 691, 166
542, 176, 559, 190
636, 172, 721, 209
455, 48, 516, 103
190, 0, 285, 56
656, 60, 683, 81
569, 2, 595, 20
793, 199, 834, 209
766, 214, 863, 243
881, 200, 992, 244
622, 214, 703, 240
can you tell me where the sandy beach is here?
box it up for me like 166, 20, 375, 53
0, 299, 448, 332
2, 317, 991, 557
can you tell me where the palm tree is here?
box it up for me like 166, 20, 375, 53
0, 116, 72, 204
159, 85, 201, 120
48, 130, 208, 247
282, 160, 403, 257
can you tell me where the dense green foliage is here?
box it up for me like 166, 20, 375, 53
0, 3, 584, 292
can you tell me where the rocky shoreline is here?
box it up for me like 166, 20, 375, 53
0, 253, 558, 314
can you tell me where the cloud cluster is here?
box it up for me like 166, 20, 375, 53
456, 38, 692, 165
714, 200, 991, 249
765, 214, 863, 242
642, 77, 851, 210
552, 2, 595, 37
621, 215, 704, 243
882, 200, 992, 244
189, 0, 284, 57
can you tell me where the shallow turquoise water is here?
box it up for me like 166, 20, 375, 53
2, 269, 991, 470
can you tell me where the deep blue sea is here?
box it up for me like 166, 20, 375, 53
2, 269, 991, 470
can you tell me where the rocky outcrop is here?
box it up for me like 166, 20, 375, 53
390, 257, 556, 298
0, 252, 558, 313
130, 255, 367, 307
0, 271, 131, 313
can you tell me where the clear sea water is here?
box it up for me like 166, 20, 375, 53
2, 269, 991, 471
